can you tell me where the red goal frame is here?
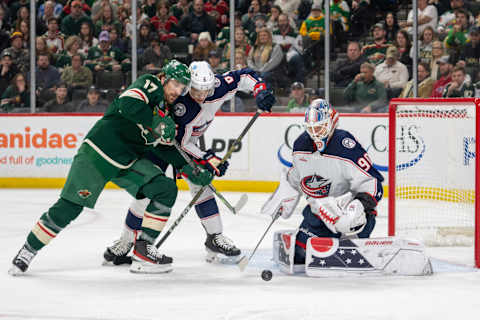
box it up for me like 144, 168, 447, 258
388, 98, 480, 268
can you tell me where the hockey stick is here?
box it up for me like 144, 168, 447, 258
172, 140, 248, 215
237, 210, 282, 271
155, 111, 262, 248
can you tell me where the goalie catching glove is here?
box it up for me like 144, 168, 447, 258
180, 164, 213, 186
199, 150, 229, 177
308, 192, 367, 236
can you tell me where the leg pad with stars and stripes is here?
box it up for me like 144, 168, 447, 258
304, 237, 433, 277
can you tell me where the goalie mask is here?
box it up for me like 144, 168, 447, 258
304, 99, 338, 152
189, 61, 215, 103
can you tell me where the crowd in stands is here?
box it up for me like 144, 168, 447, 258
0, 0, 479, 113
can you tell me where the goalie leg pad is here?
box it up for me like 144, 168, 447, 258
273, 229, 304, 274
304, 237, 433, 277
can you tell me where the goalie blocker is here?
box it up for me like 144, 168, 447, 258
273, 230, 433, 276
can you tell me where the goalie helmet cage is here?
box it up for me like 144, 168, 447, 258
388, 98, 480, 268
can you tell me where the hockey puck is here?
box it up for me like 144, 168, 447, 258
261, 269, 272, 281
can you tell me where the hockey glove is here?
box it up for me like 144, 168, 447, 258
149, 114, 176, 146
180, 164, 213, 186
253, 82, 276, 112
202, 149, 229, 177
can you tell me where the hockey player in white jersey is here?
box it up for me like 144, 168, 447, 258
104, 61, 276, 268
262, 98, 384, 264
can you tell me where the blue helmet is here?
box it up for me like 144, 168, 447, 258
304, 99, 339, 152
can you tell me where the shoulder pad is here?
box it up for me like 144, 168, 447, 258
293, 132, 316, 153
171, 95, 201, 125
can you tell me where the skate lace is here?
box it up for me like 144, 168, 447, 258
214, 234, 236, 250
146, 243, 165, 259
18, 247, 35, 263
110, 239, 133, 255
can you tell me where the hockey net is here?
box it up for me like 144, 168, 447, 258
388, 98, 480, 268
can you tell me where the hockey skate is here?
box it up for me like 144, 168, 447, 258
9, 244, 37, 276
130, 239, 173, 274
103, 239, 134, 266
205, 233, 241, 264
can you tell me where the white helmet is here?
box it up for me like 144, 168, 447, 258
189, 61, 215, 92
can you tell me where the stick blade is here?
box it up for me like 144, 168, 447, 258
237, 256, 249, 271
234, 194, 249, 214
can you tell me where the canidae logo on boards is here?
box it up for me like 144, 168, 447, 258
0, 127, 80, 149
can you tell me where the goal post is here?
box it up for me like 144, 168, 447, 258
388, 98, 480, 268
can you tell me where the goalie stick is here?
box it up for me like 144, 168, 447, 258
172, 140, 248, 215
155, 111, 262, 248
237, 209, 282, 271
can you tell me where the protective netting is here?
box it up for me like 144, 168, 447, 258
394, 103, 476, 248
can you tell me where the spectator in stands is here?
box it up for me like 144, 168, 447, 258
91, 0, 118, 21
437, 0, 473, 38
208, 50, 226, 73
43, 82, 73, 112
299, 4, 327, 67
204, 0, 229, 30
274, 0, 301, 22
384, 11, 399, 43
266, 5, 282, 30
258, 0, 272, 14
38, 1, 63, 21
330, 0, 351, 42
457, 26, 480, 83
61, 53, 93, 91
3, 32, 29, 74
221, 27, 250, 69
140, 33, 172, 72
374, 46, 409, 100
178, 0, 217, 44
10, 0, 28, 21
56, 35, 83, 73
42, 17, 64, 54
344, 62, 387, 113
0, 51, 19, 95
109, 28, 128, 53
431, 55, 453, 97
242, 0, 262, 35
78, 22, 98, 57
287, 81, 309, 112
86, 31, 129, 73
0, 6, 12, 34
16, 20, 30, 49
34, 53, 61, 106
349, 0, 375, 39
143, 0, 158, 18
0, 73, 30, 112
60, 0, 92, 20
61, 0, 93, 37
400, 0, 438, 35
430, 40, 446, 80
399, 62, 435, 98
444, 9, 471, 58
249, 13, 268, 44
74, 85, 109, 113
410, 26, 436, 65
394, 30, 413, 76
36, 37, 53, 62
247, 27, 283, 89
272, 13, 304, 83
234, 48, 248, 70
137, 23, 154, 55
150, 0, 179, 42
94, 3, 122, 37
192, 31, 217, 61
216, 13, 245, 50
14, 6, 29, 31
442, 65, 475, 97
37, 1, 60, 35
361, 22, 390, 65
332, 41, 365, 88
171, 0, 191, 21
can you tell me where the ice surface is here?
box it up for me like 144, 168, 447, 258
1, 189, 479, 320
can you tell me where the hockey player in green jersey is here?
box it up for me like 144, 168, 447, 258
9, 60, 214, 275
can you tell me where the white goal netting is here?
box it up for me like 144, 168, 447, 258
391, 102, 477, 250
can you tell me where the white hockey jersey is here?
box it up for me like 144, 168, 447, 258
171, 68, 262, 159
287, 130, 384, 213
